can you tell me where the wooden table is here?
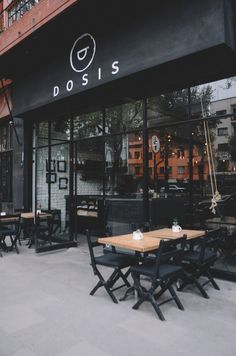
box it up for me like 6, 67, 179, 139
21, 212, 52, 219
0, 216, 20, 223
99, 228, 206, 260
98, 233, 162, 301
98, 228, 205, 302
98, 229, 205, 252
98, 234, 161, 253
144, 228, 205, 240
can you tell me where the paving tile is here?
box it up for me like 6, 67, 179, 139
1, 242, 236, 356
57, 341, 110, 356
0, 306, 45, 334
0, 330, 24, 356
10, 348, 39, 356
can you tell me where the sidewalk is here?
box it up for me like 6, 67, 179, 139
0, 241, 235, 356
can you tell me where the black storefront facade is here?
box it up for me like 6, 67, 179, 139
3, 0, 236, 278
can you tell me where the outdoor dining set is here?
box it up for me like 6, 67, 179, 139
86, 227, 222, 321
0, 211, 53, 256
0, 211, 222, 321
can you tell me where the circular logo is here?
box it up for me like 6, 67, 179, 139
70, 33, 96, 73
151, 136, 160, 153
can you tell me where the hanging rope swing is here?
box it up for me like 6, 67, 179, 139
201, 97, 221, 215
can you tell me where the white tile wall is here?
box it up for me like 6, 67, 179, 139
35, 142, 102, 231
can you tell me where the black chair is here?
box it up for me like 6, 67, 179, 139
205, 227, 224, 253
51, 209, 61, 234
86, 229, 137, 304
29, 213, 53, 248
0, 214, 21, 254
178, 230, 220, 299
131, 236, 186, 321
14, 208, 27, 245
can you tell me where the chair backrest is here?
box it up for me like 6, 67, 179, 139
46, 209, 61, 233
205, 228, 222, 249
154, 235, 187, 277
189, 232, 212, 264
35, 212, 53, 234
0, 214, 21, 235
193, 228, 222, 264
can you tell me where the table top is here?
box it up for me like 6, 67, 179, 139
98, 228, 206, 253
0, 216, 20, 223
144, 228, 205, 240
98, 234, 161, 253
77, 209, 98, 217
20, 212, 52, 219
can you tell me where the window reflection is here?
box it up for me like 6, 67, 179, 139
105, 101, 143, 134
35, 120, 48, 147
74, 111, 103, 139
147, 90, 188, 127
105, 132, 144, 235
51, 116, 71, 142
148, 127, 190, 195
105, 133, 143, 198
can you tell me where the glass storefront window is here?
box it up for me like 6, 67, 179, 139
105, 132, 144, 235
0, 151, 12, 202
35, 146, 49, 211
31, 78, 236, 279
34, 142, 72, 251
147, 90, 189, 128
105, 132, 143, 197
0, 124, 12, 152
189, 77, 236, 277
105, 101, 143, 134
74, 110, 103, 139
51, 116, 71, 143
75, 137, 104, 235
0, 124, 13, 203
189, 85, 214, 124
148, 126, 190, 228
36, 120, 48, 147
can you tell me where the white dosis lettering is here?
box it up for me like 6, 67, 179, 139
52, 60, 120, 97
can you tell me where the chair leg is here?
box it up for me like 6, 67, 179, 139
192, 277, 210, 299
132, 296, 145, 310
206, 271, 220, 290
154, 282, 169, 299
90, 280, 103, 296
90, 269, 119, 304
10, 236, 19, 254
119, 286, 135, 301
104, 284, 118, 304
108, 269, 125, 289
150, 295, 165, 321
168, 285, 184, 310
176, 272, 190, 291
118, 270, 131, 288
15, 241, 19, 254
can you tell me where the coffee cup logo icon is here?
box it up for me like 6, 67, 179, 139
70, 33, 96, 73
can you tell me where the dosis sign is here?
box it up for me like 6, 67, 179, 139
53, 33, 120, 97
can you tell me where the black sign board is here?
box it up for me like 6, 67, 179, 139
12, 0, 235, 116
